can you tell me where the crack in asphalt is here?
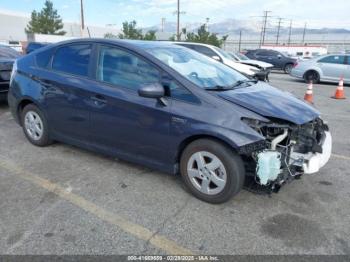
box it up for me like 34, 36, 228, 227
141, 196, 191, 253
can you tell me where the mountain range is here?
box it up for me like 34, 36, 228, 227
144, 18, 350, 37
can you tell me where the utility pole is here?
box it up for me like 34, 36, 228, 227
80, 0, 85, 36
238, 30, 242, 52
288, 19, 293, 46
302, 22, 307, 43
259, 11, 272, 47
276, 17, 284, 45
206, 17, 210, 32
161, 18, 166, 32
174, 0, 185, 41
176, 0, 180, 41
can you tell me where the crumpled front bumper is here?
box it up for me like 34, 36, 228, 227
291, 131, 332, 174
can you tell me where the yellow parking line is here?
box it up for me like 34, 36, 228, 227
332, 154, 350, 161
0, 159, 193, 255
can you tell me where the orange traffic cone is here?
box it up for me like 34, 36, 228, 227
332, 76, 346, 99
304, 81, 314, 103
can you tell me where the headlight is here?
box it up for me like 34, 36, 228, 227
241, 117, 270, 131
10, 61, 17, 85
250, 68, 260, 74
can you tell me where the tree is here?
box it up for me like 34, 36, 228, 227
112, 20, 157, 41
104, 32, 118, 39
185, 24, 228, 47
143, 30, 157, 41
25, 0, 66, 35
118, 20, 143, 40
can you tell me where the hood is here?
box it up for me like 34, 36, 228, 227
217, 82, 320, 125
241, 59, 273, 69
224, 59, 258, 76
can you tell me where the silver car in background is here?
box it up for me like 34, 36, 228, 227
291, 54, 350, 83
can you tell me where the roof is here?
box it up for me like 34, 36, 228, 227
45, 38, 183, 50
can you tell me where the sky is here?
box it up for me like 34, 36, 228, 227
0, 0, 349, 29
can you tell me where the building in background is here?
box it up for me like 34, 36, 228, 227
0, 12, 119, 42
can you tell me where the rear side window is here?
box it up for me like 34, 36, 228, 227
97, 45, 160, 91
318, 55, 345, 65
52, 44, 91, 77
193, 46, 217, 58
36, 48, 54, 68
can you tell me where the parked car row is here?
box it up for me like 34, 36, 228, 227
8, 39, 332, 203
0, 45, 21, 101
245, 49, 297, 74
175, 42, 271, 81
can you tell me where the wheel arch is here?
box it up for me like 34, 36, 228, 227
16, 97, 41, 126
303, 69, 321, 80
175, 134, 239, 166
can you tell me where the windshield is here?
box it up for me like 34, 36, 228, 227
146, 46, 247, 89
235, 53, 249, 61
0, 46, 20, 59
212, 46, 233, 60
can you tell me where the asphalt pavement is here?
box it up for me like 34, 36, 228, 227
0, 72, 349, 255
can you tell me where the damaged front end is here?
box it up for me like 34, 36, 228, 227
240, 117, 332, 192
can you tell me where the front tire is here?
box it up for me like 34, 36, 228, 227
21, 104, 52, 147
180, 139, 245, 204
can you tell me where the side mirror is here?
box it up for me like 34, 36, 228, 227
138, 83, 164, 99
211, 55, 221, 61
277, 54, 282, 59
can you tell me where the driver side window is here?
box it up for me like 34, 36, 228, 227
97, 45, 161, 90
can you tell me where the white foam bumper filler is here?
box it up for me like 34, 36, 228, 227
302, 131, 332, 174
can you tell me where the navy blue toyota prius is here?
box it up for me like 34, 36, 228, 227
8, 39, 332, 203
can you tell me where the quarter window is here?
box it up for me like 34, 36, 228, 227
318, 55, 345, 65
97, 46, 160, 90
163, 78, 198, 103
52, 44, 91, 77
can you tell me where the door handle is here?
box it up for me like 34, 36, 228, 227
91, 95, 107, 105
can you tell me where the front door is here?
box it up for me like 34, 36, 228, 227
89, 45, 171, 167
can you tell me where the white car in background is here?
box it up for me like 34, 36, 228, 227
230, 52, 273, 71
291, 54, 350, 83
0, 41, 23, 53
174, 42, 270, 81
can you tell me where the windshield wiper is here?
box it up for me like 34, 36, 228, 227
231, 79, 258, 88
204, 85, 234, 91
205, 79, 258, 91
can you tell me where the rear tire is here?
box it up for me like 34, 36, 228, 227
21, 104, 52, 147
284, 63, 293, 74
180, 139, 245, 204
304, 70, 320, 84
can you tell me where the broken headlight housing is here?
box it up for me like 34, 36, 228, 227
241, 117, 270, 131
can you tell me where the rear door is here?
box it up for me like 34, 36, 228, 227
40, 43, 94, 142
317, 55, 347, 81
88, 44, 171, 168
